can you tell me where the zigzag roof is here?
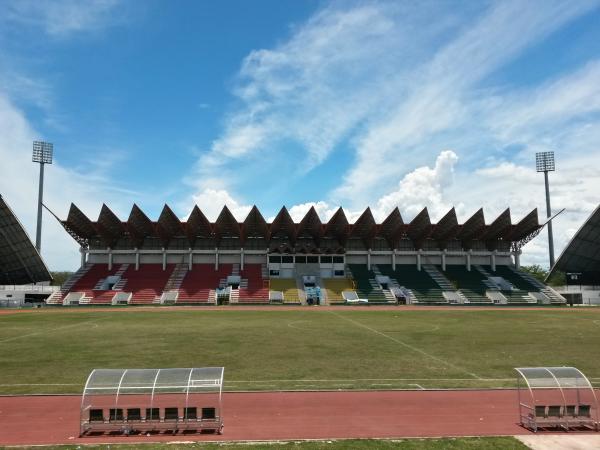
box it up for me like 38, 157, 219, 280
61, 204, 541, 250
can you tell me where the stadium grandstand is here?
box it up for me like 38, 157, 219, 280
549, 204, 600, 305
0, 194, 55, 307
46, 203, 566, 306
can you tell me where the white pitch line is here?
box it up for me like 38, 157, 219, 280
0, 383, 80, 387
328, 311, 483, 380
0, 320, 102, 344
410, 383, 425, 390
226, 378, 513, 383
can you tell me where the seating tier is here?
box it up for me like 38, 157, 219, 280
378, 265, 446, 304
238, 264, 269, 303
322, 278, 355, 304
121, 264, 176, 305
177, 264, 232, 304
442, 266, 492, 304
269, 278, 302, 304
347, 265, 387, 303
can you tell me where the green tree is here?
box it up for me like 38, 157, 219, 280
50, 271, 73, 286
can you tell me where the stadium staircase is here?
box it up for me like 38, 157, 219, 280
377, 264, 447, 304
237, 264, 270, 304
322, 278, 356, 305
62, 264, 123, 305
46, 263, 92, 305
120, 264, 175, 305
347, 264, 388, 303
371, 266, 399, 303
295, 264, 322, 305
509, 267, 566, 304
160, 263, 188, 304
441, 265, 493, 304
487, 265, 562, 304
177, 264, 231, 304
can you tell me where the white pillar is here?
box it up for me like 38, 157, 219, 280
491, 250, 496, 272
240, 248, 245, 271
466, 250, 471, 271
162, 248, 166, 271
80, 247, 86, 268
215, 248, 219, 270
108, 248, 113, 271
135, 248, 140, 270
514, 250, 521, 269
417, 250, 422, 271
392, 250, 396, 271
367, 249, 371, 270
442, 250, 446, 272
188, 248, 193, 271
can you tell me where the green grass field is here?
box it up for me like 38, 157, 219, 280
1, 308, 600, 395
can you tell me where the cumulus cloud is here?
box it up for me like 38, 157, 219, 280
190, 188, 252, 221
372, 150, 459, 221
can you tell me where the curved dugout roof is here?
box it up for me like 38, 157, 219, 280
60, 204, 541, 251
0, 194, 52, 284
549, 205, 600, 277
83, 367, 224, 397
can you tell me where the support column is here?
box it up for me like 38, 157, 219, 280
188, 248, 193, 271
162, 248, 166, 271
514, 250, 521, 269
240, 248, 245, 271
442, 250, 447, 272
491, 250, 497, 272
215, 248, 219, 270
135, 248, 140, 270
367, 249, 371, 270
466, 250, 471, 271
108, 248, 113, 271
417, 250, 422, 271
80, 247, 86, 269
392, 250, 396, 271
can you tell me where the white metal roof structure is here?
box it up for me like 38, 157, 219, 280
82, 367, 224, 398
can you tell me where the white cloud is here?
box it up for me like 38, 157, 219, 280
190, 188, 252, 222
2, 0, 123, 37
372, 150, 459, 222
335, 0, 599, 204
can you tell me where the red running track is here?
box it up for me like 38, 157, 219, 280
0, 390, 530, 446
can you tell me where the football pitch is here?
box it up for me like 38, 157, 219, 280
1, 307, 600, 395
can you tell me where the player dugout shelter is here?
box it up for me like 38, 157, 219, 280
80, 367, 224, 436
516, 367, 598, 432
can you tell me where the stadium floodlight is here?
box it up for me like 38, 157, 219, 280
535, 151, 555, 173
535, 151, 555, 268
32, 141, 53, 252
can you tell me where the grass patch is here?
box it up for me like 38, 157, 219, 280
1, 308, 600, 394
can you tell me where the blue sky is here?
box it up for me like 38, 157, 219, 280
0, 0, 599, 270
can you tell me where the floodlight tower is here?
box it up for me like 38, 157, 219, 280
535, 151, 555, 268
32, 141, 53, 252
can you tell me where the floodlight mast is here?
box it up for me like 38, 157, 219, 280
535, 151, 555, 268
32, 141, 53, 252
